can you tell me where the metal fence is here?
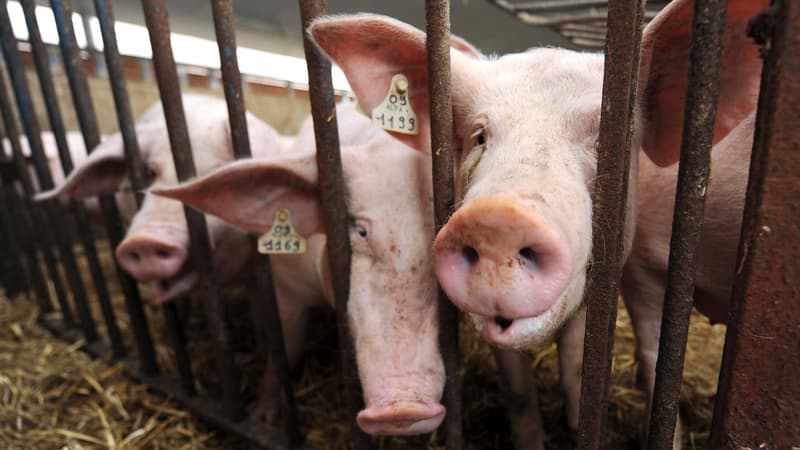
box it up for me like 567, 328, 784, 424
0, 0, 797, 449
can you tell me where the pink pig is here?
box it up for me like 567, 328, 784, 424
309, 0, 764, 445
36, 94, 284, 302
154, 101, 448, 435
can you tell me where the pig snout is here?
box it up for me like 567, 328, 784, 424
433, 196, 572, 342
357, 401, 445, 436
116, 228, 188, 281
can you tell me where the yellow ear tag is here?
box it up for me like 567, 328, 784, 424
257, 208, 307, 254
371, 74, 419, 135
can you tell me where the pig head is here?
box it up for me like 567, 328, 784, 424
153, 106, 445, 436
36, 94, 285, 302
308, 0, 764, 349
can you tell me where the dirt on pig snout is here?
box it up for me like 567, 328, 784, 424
0, 242, 725, 449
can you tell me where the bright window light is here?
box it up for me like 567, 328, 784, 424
5, 1, 351, 91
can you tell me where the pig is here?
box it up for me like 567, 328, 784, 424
153, 101, 448, 435
36, 93, 285, 303
36, 93, 307, 423
308, 0, 764, 445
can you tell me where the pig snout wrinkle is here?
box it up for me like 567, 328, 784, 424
433, 196, 573, 320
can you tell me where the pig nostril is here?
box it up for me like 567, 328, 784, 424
494, 315, 513, 330
155, 249, 171, 259
518, 247, 536, 266
462, 246, 479, 265
129, 252, 140, 262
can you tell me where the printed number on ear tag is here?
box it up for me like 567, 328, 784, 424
257, 208, 307, 254
372, 74, 419, 135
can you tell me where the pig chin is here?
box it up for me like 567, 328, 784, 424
470, 276, 585, 349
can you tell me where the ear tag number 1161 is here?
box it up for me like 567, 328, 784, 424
371, 74, 419, 135
257, 209, 307, 254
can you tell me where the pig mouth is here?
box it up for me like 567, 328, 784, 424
471, 301, 564, 350
356, 401, 446, 435
149, 270, 199, 303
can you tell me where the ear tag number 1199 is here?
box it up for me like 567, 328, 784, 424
371, 74, 419, 135
257, 209, 307, 254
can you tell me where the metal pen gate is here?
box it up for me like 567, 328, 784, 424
0, 0, 797, 449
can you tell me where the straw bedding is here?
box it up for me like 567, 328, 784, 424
0, 242, 726, 449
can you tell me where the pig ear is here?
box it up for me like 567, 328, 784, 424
638, 0, 766, 166
309, 15, 434, 152
151, 153, 324, 237
35, 132, 128, 201
35, 122, 160, 201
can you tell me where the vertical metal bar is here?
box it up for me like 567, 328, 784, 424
0, 86, 53, 313
646, 1, 728, 448
577, 0, 646, 448
424, 1, 463, 448
710, 1, 800, 447
211, 1, 301, 445
0, 166, 29, 299
142, 0, 245, 420
93, 0, 160, 376
0, 0, 99, 343
28, 0, 126, 359
0, 121, 28, 298
0, 21, 73, 326
299, 1, 370, 448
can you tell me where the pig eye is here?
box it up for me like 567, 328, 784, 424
145, 166, 157, 182
356, 226, 368, 238
472, 129, 487, 148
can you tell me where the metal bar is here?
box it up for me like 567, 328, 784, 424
577, 0, 646, 448
510, 0, 611, 13
0, 120, 28, 298
299, 1, 370, 448
142, 0, 245, 420
0, 8, 75, 326
424, 1, 463, 448
646, 0, 728, 448
0, 170, 29, 298
211, 0, 301, 445
93, 0, 159, 376
30, 0, 126, 359
0, 0, 99, 343
0, 99, 55, 314
710, 1, 800, 447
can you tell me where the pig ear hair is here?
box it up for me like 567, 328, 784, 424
309, 14, 433, 152
151, 153, 324, 236
638, 0, 766, 167
450, 33, 483, 59
35, 132, 128, 201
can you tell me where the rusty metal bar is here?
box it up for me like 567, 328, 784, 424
0, 4, 83, 329
92, 0, 160, 376
424, 1, 463, 448
28, 0, 125, 358
710, 1, 800, 447
646, 0, 728, 448
142, 0, 245, 419
299, 1, 370, 448
0, 0, 100, 343
0, 165, 29, 299
0, 123, 28, 299
0, 72, 55, 314
212, 0, 301, 445
577, 0, 646, 448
